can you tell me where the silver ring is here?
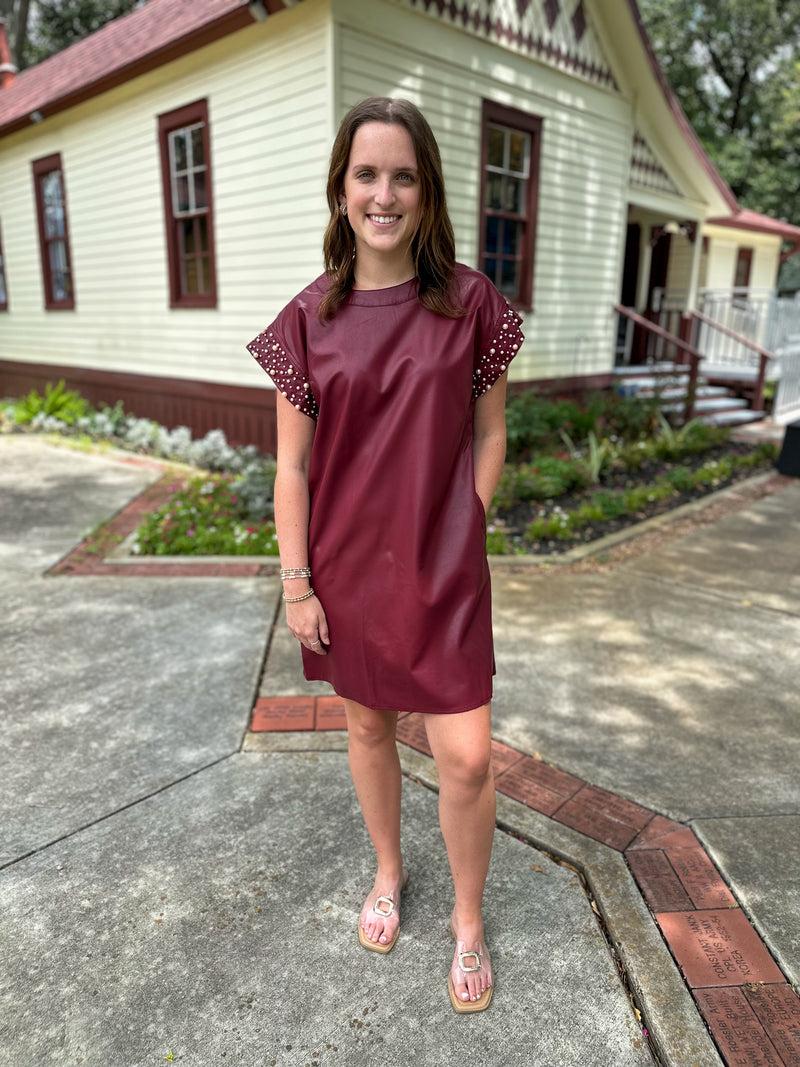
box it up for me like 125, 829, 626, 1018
310, 639, 321, 646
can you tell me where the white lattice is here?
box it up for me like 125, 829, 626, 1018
630, 130, 680, 196
389, 0, 618, 91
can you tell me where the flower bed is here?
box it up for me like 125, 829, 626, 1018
133, 476, 279, 556
2, 384, 779, 559
488, 440, 778, 555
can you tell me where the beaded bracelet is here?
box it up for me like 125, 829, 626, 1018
283, 587, 315, 603
281, 567, 311, 581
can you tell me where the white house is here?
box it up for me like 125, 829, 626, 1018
1, 0, 797, 450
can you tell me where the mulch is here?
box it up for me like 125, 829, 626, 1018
496, 442, 779, 555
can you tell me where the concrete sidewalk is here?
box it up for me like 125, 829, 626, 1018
1, 433, 798, 1066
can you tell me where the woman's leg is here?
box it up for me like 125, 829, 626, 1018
423, 703, 495, 1004
344, 698, 407, 946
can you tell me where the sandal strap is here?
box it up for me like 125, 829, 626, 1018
372, 894, 396, 917
458, 948, 482, 973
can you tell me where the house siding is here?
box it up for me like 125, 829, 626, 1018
0, 0, 331, 395
334, 0, 632, 382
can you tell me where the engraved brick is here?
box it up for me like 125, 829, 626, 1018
506, 755, 584, 798
315, 696, 347, 731
395, 713, 433, 756
495, 769, 564, 816
744, 984, 800, 1065
626, 850, 693, 912
656, 910, 785, 988
626, 814, 699, 852
695, 987, 784, 1066
490, 741, 523, 777
251, 697, 315, 732
555, 784, 653, 851
667, 848, 737, 910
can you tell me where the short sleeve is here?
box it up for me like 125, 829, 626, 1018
246, 308, 319, 421
472, 289, 525, 400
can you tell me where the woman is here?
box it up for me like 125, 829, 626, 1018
247, 97, 523, 1013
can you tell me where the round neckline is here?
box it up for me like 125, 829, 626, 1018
346, 276, 419, 307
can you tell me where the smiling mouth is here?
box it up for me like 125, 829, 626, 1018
368, 215, 401, 225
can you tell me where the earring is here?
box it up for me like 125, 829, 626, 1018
339, 202, 348, 217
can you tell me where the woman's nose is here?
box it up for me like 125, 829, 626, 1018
374, 178, 395, 207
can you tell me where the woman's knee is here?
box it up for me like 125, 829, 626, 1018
439, 743, 493, 791
344, 700, 397, 747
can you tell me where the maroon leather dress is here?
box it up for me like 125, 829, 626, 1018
247, 263, 524, 714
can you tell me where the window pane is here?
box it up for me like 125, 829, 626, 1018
171, 130, 187, 172
486, 173, 503, 210
180, 218, 195, 255
487, 126, 505, 168
191, 125, 205, 167
504, 177, 525, 213
193, 169, 207, 211
502, 220, 522, 255
49, 241, 70, 300
508, 131, 529, 174
484, 257, 498, 285
199, 255, 211, 293
181, 255, 198, 295
500, 258, 519, 296
196, 216, 208, 254
484, 216, 499, 254
42, 172, 65, 238
175, 175, 190, 214
49, 239, 66, 274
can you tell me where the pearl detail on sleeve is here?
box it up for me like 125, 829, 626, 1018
247, 329, 319, 419
472, 304, 525, 399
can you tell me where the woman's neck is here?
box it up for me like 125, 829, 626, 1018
352, 249, 416, 291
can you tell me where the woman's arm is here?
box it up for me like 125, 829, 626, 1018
472, 370, 509, 514
274, 392, 330, 654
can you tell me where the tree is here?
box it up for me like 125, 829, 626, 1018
0, 0, 141, 70
0, 0, 33, 69
26, 0, 141, 65
638, 0, 800, 285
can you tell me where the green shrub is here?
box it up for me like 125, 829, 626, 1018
485, 528, 511, 554
505, 392, 585, 459
13, 380, 88, 425
493, 454, 589, 508
134, 476, 279, 556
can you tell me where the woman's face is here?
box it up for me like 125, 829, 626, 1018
340, 121, 422, 280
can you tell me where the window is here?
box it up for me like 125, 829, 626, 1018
32, 154, 75, 309
734, 247, 753, 290
0, 221, 7, 310
158, 99, 217, 308
479, 100, 542, 311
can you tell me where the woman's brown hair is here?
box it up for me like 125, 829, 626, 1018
319, 97, 463, 321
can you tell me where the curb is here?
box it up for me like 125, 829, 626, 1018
244, 697, 800, 1067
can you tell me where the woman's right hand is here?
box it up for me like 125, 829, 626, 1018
286, 595, 330, 655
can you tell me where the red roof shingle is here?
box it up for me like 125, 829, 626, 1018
0, 0, 260, 137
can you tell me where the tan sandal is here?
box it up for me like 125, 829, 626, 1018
448, 916, 493, 1012
358, 872, 409, 954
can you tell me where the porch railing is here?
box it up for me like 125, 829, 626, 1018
615, 304, 702, 422
685, 309, 774, 412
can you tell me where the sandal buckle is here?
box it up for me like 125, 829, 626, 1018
373, 895, 395, 917
459, 950, 482, 973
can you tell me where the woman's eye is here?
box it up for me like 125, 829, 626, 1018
356, 170, 374, 180
397, 173, 415, 182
